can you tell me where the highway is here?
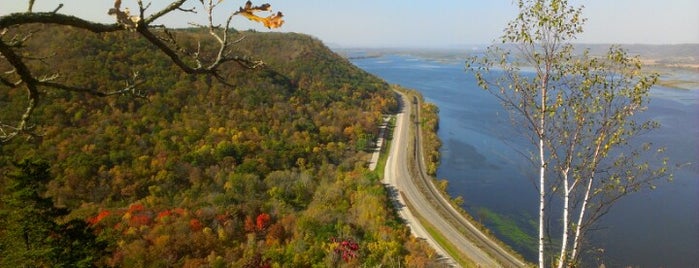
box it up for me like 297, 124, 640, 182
383, 91, 528, 267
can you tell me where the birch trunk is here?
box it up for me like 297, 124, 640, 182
570, 175, 594, 264
538, 138, 546, 268
557, 173, 570, 268
538, 70, 549, 268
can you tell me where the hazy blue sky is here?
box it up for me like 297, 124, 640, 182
4, 0, 698, 47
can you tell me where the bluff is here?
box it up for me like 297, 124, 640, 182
0, 26, 439, 266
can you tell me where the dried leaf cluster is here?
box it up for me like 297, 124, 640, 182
234, 0, 284, 29
108, 0, 141, 29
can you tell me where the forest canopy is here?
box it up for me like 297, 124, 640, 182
0, 19, 443, 266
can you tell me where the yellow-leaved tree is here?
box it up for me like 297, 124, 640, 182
467, 0, 672, 267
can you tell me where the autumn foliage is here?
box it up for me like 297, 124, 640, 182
331, 237, 360, 263
256, 212, 271, 231
1, 23, 437, 267
87, 210, 111, 226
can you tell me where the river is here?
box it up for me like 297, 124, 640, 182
349, 52, 699, 267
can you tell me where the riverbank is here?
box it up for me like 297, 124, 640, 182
387, 87, 528, 267
351, 53, 699, 267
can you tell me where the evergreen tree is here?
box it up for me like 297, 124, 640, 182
0, 159, 106, 267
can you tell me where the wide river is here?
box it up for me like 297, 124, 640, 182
350, 52, 698, 267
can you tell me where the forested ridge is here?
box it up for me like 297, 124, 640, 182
0, 25, 439, 267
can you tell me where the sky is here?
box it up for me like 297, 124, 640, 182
3, 0, 698, 48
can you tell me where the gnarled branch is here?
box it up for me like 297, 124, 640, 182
0, 12, 123, 32
1, 0, 282, 143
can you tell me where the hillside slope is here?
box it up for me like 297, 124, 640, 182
0, 26, 439, 267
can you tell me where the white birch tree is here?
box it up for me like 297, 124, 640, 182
467, 0, 671, 267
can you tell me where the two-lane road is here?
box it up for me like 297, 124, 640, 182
384, 91, 527, 267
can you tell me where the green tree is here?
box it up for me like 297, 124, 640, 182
0, 159, 106, 267
467, 0, 670, 266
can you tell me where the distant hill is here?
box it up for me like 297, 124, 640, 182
575, 43, 699, 68
341, 44, 698, 65
340, 43, 699, 89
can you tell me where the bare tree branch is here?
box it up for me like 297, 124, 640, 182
28, 0, 36, 13
1, 0, 282, 143
0, 12, 122, 32
0, 75, 17, 87
0, 31, 41, 141
52, 3, 64, 13
144, 0, 189, 25
36, 76, 148, 99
